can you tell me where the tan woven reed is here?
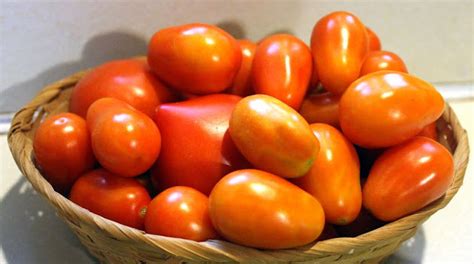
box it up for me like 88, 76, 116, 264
7, 70, 469, 264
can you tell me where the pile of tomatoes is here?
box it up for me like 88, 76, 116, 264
33, 11, 454, 250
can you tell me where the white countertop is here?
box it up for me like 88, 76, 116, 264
0, 101, 472, 264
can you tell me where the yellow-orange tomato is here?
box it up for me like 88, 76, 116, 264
339, 71, 445, 148
311, 11, 368, 94
209, 169, 325, 249
252, 34, 312, 109
293, 124, 361, 225
360, 50, 408, 76
366, 27, 381, 51
229, 39, 256, 96
229, 94, 319, 178
299, 92, 340, 127
418, 122, 438, 141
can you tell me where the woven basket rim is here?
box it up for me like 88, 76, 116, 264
7, 69, 470, 262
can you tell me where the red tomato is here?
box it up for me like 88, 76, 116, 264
339, 71, 445, 148
418, 122, 438, 141
87, 98, 161, 177
252, 34, 312, 109
209, 169, 325, 249
70, 169, 151, 229
229, 39, 257, 96
366, 27, 381, 51
70, 59, 175, 118
151, 94, 248, 195
363, 137, 454, 221
144, 186, 218, 241
310, 61, 320, 90
299, 92, 340, 127
311, 11, 368, 94
148, 23, 241, 94
293, 124, 361, 225
360, 50, 408, 76
33, 113, 95, 193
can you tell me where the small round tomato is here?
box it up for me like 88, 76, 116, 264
33, 113, 95, 193
87, 98, 161, 177
148, 23, 241, 94
229, 39, 256, 96
70, 59, 175, 118
229, 94, 319, 178
360, 50, 408, 76
70, 169, 151, 229
366, 27, 381, 51
144, 186, 217, 241
252, 34, 312, 109
418, 122, 438, 141
209, 169, 325, 249
311, 11, 368, 94
363, 137, 454, 221
339, 71, 445, 148
299, 92, 340, 127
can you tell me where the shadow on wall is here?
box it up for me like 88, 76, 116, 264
385, 227, 426, 264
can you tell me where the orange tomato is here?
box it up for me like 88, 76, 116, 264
148, 23, 241, 94
229, 94, 319, 178
339, 71, 445, 148
252, 34, 312, 109
366, 27, 381, 51
209, 169, 325, 249
293, 124, 361, 225
229, 39, 257, 96
360, 50, 408, 76
299, 92, 340, 127
363, 137, 454, 221
311, 11, 368, 94
418, 122, 438, 141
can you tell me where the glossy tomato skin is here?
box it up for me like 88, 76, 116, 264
33, 113, 95, 193
360, 50, 408, 76
152, 94, 248, 195
70, 169, 151, 229
148, 23, 241, 94
311, 11, 368, 95
252, 34, 312, 109
363, 137, 454, 221
293, 124, 361, 225
144, 186, 218, 241
209, 169, 325, 249
87, 98, 161, 177
366, 27, 381, 51
339, 71, 445, 148
299, 92, 340, 127
418, 122, 438, 141
229, 94, 319, 178
70, 59, 175, 118
229, 39, 257, 96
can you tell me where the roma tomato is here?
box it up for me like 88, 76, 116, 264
229, 39, 256, 96
70, 59, 175, 118
339, 71, 445, 148
299, 92, 340, 127
363, 137, 454, 221
87, 98, 161, 177
209, 169, 325, 249
152, 94, 248, 195
229, 94, 319, 178
144, 186, 217, 241
33, 113, 95, 193
252, 34, 312, 109
366, 27, 381, 51
293, 124, 361, 225
360, 50, 408, 76
70, 169, 151, 229
418, 122, 438, 141
311, 11, 368, 94
148, 23, 241, 94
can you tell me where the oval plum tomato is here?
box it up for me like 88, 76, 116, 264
148, 23, 241, 94
366, 27, 381, 51
33, 113, 95, 193
311, 11, 368, 94
299, 92, 340, 127
152, 94, 248, 195
209, 169, 325, 249
70, 59, 175, 118
229, 94, 319, 178
144, 186, 217, 241
87, 98, 161, 177
339, 71, 445, 148
252, 34, 312, 109
70, 169, 151, 229
363, 137, 454, 221
293, 124, 361, 225
360, 50, 408, 76
418, 122, 438, 141
229, 39, 256, 96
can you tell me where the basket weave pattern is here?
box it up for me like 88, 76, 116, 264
7, 70, 469, 263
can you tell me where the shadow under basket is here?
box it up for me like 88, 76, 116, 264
7, 69, 470, 264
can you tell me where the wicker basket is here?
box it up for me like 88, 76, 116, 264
7, 69, 469, 264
